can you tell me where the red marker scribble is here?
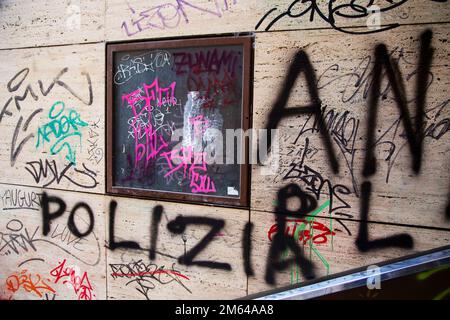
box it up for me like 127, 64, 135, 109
109, 260, 192, 297
267, 218, 336, 245
50, 259, 94, 300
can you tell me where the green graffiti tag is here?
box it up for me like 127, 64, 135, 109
36, 101, 88, 164
416, 264, 450, 300
283, 199, 332, 284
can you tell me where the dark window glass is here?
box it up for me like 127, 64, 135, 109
106, 37, 252, 207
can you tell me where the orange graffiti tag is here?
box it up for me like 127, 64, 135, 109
6, 269, 55, 298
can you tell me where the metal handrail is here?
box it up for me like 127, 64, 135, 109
244, 246, 450, 300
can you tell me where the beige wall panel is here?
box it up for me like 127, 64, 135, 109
247, 209, 450, 295
105, 0, 450, 42
0, 0, 105, 49
105, 196, 249, 299
0, 185, 106, 300
251, 24, 450, 229
0, 43, 105, 194
106, 0, 251, 41
252, 0, 450, 33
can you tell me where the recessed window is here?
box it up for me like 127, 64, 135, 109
106, 36, 252, 207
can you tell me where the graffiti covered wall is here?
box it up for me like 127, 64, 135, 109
0, 0, 449, 300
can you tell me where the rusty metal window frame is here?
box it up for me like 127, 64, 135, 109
106, 36, 253, 208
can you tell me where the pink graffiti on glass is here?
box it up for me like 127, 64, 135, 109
122, 78, 177, 169
161, 146, 216, 194
189, 115, 210, 137
161, 113, 216, 194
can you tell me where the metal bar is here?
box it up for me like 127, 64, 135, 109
252, 248, 450, 300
